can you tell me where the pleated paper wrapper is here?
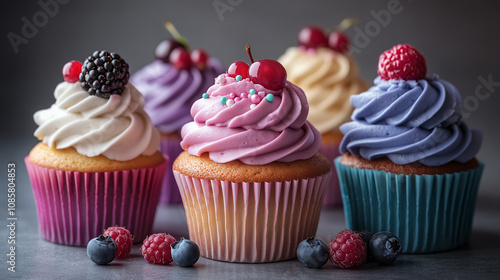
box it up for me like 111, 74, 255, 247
25, 156, 168, 247
319, 141, 342, 207
174, 171, 331, 263
158, 137, 184, 204
335, 157, 484, 253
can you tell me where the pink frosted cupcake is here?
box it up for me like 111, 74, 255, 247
279, 24, 369, 207
173, 46, 331, 263
130, 22, 224, 204
25, 51, 167, 247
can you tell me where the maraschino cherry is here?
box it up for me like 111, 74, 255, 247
62, 60, 82, 83
298, 26, 328, 48
246, 45, 287, 91
227, 61, 250, 79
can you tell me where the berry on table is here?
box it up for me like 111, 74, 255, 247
296, 237, 330, 268
328, 229, 367, 269
298, 26, 328, 48
378, 44, 427, 81
79, 50, 130, 98
140, 233, 176, 264
86, 234, 117, 265
103, 226, 133, 259
369, 231, 402, 264
62, 60, 82, 83
171, 237, 200, 267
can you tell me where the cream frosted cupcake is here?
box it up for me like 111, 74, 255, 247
336, 44, 483, 253
25, 51, 167, 246
131, 22, 223, 204
279, 24, 368, 206
173, 46, 331, 263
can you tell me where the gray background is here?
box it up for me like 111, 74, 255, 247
1, 1, 499, 279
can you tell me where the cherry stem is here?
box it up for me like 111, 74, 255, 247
245, 45, 255, 63
330, 17, 358, 32
164, 21, 190, 50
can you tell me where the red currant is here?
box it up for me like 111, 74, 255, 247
190, 49, 209, 70
170, 48, 192, 70
155, 39, 185, 63
248, 59, 287, 91
62, 60, 82, 83
297, 26, 328, 48
328, 31, 350, 53
227, 61, 250, 79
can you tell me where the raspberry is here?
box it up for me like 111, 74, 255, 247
103, 226, 133, 259
79, 50, 130, 98
329, 229, 367, 269
378, 44, 427, 81
140, 233, 176, 264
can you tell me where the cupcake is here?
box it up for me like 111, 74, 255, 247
131, 22, 223, 204
25, 51, 168, 247
336, 44, 483, 253
279, 24, 369, 207
173, 46, 331, 263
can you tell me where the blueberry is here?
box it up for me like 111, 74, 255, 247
354, 230, 373, 257
171, 237, 200, 267
296, 237, 329, 268
87, 234, 117, 265
369, 231, 402, 264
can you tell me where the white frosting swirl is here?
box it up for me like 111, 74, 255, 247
34, 82, 160, 161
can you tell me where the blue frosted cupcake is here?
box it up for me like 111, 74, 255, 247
335, 44, 483, 253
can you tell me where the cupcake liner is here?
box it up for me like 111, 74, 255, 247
173, 171, 330, 263
158, 137, 184, 204
319, 141, 342, 207
25, 156, 168, 247
335, 157, 484, 253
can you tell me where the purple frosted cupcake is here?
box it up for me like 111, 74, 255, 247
131, 23, 223, 204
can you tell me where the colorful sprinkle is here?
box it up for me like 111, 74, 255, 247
236, 75, 243, 81
249, 89, 256, 95
250, 104, 256, 109
202, 93, 209, 99
250, 94, 261, 104
220, 96, 227, 105
226, 99, 235, 107
229, 93, 236, 99
265, 94, 274, 102
234, 97, 241, 102
241, 93, 248, 99
217, 75, 225, 84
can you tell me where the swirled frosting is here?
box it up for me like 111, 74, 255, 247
180, 74, 321, 165
130, 59, 223, 133
278, 47, 368, 134
339, 76, 482, 166
34, 82, 161, 161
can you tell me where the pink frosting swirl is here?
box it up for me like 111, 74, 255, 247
180, 74, 321, 164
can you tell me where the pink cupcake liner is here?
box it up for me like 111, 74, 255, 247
158, 137, 184, 204
173, 171, 330, 263
318, 141, 342, 207
25, 156, 168, 247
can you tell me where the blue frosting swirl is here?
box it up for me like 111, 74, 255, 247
340, 76, 482, 166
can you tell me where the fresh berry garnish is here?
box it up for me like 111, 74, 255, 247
79, 50, 129, 98
328, 229, 367, 269
227, 61, 250, 79
103, 226, 133, 259
155, 39, 185, 63
171, 237, 200, 267
328, 31, 350, 53
140, 233, 176, 264
296, 237, 330, 268
369, 231, 402, 265
86, 234, 117, 265
354, 230, 373, 259
297, 26, 328, 48
378, 44, 427, 81
246, 45, 287, 91
62, 60, 82, 83
170, 47, 193, 70
190, 49, 209, 70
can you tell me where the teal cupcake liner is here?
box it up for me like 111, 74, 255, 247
334, 157, 484, 253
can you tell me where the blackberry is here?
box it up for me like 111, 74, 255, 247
79, 50, 130, 98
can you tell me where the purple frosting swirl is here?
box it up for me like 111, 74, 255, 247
340, 76, 482, 166
130, 59, 224, 133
